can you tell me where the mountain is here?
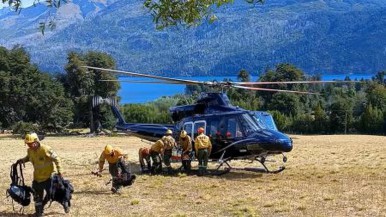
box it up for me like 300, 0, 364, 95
1, 0, 385, 76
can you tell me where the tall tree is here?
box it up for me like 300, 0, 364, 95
63, 51, 120, 131
0, 46, 73, 131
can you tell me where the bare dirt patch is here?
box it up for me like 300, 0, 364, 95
1, 135, 385, 217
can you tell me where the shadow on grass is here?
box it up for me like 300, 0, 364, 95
141, 168, 265, 179
0, 211, 29, 217
73, 190, 112, 195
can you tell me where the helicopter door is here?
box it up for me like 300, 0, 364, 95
183, 122, 193, 138
193, 121, 206, 139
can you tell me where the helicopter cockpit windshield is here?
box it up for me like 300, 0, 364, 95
239, 113, 262, 136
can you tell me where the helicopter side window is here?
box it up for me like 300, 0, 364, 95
207, 118, 219, 139
193, 121, 206, 139
183, 123, 193, 138
226, 117, 243, 138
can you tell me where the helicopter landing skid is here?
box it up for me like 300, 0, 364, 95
212, 155, 286, 175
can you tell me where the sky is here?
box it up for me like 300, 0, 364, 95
0, 0, 35, 9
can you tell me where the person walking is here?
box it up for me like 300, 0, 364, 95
16, 133, 65, 217
194, 127, 212, 176
179, 130, 192, 173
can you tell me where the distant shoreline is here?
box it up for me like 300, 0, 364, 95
118, 74, 374, 104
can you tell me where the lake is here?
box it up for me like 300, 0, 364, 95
118, 74, 374, 104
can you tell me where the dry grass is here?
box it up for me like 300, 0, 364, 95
0, 134, 385, 217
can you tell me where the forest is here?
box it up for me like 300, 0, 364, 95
0, 46, 385, 135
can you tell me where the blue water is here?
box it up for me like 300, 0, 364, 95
118, 74, 374, 104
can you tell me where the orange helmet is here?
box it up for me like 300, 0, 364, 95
197, 127, 205, 134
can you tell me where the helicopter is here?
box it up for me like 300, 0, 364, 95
85, 66, 350, 174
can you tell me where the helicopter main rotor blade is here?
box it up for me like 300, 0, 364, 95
99, 79, 183, 84
233, 80, 358, 85
233, 85, 319, 95
83, 66, 204, 85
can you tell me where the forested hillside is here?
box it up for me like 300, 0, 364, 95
0, 0, 385, 75
1, 46, 385, 135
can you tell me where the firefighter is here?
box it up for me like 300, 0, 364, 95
138, 147, 151, 172
179, 130, 192, 173
162, 129, 177, 174
16, 133, 65, 217
149, 138, 164, 174
95, 145, 134, 193
194, 127, 212, 176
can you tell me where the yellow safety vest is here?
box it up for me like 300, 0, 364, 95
194, 134, 212, 152
179, 136, 192, 152
151, 139, 164, 153
22, 144, 61, 183
99, 148, 124, 171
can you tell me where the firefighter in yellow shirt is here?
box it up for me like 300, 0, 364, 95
95, 145, 135, 193
150, 138, 164, 174
17, 133, 63, 217
194, 127, 212, 176
138, 147, 151, 173
162, 129, 177, 174
179, 130, 192, 173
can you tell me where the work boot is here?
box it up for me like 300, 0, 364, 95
167, 167, 173, 175
129, 174, 136, 185
34, 205, 44, 217
111, 186, 122, 194
62, 201, 70, 213
197, 168, 203, 176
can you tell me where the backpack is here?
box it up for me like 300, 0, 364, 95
6, 163, 34, 209
115, 159, 136, 187
48, 174, 74, 209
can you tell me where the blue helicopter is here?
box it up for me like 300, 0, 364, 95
86, 66, 344, 174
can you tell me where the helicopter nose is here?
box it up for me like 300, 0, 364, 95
276, 138, 293, 152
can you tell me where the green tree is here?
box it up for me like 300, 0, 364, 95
0, 46, 73, 131
267, 93, 300, 116
62, 51, 120, 131
258, 63, 306, 108
328, 96, 353, 134
359, 104, 384, 134
373, 71, 385, 85
313, 103, 328, 134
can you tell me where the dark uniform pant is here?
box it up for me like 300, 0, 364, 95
32, 178, 51, 216
197, 149, 209, 175
182, 152, 191, 172
150, 151, 162, 174
140, 156, 152, 172
163, 149, 172, 173
109, 158, 132, 191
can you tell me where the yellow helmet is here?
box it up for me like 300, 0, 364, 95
24, 133, 39, 144
180, 130, 187, 138
104, 145, 114, 155
166, 129, 172, 135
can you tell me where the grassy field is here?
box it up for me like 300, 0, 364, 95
1, 134, 385, 217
